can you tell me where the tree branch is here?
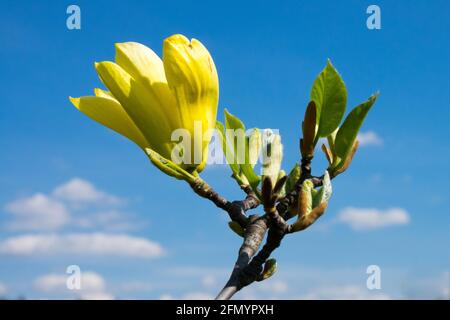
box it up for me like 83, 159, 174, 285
214, 152, 338, 299
189, 157, 331, 300
216, 214, 268, 300
216, 178, 290, 300
190, 178, 259, 227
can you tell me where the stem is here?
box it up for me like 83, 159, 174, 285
190, 178, 258, 227
189, 157, 330, 300
216, 182, 289, 300
216, 215, 268, 300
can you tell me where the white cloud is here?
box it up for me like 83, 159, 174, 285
182, 292, 215, 300
166, 266, 228, 278
4, 193, 70, 231
2, 178, 145, 235
299, 285, 390, 300
201, 275, 217, 289
0, 282, 7, 296
402, 272, 450, 299
53, 178, 122, 206
75, 210, 140, 231
357, 131, 383, 147
338, 207, 410, 230
34, 274, 67, 293
0, 233, 164, 258
118, 281, 152, 293
269, 281, 289, 294
159, 291, 214, 300
35, 272, 103, 292
258, 280, 289, 294
80, 291, 115, 300
34, 271, 114, 300
235, 280, 290, 299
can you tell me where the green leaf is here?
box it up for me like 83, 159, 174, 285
299, 179, 314, 217
241, 128, 261, 190
215, 121, 240, 177
311, 60, 348, 138
224, 108, 245, 131
312, 171, 332, 207
247, 128, 261, 168
276, 170, 287, 197
145, 148, 196, 183
224, 108, 246, 166
222, 110, 261, 190
335, 93, 378, 161
285, 163, 301, 194
327, 128, 338, 156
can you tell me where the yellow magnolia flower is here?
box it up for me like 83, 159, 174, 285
70, 34, 219, 173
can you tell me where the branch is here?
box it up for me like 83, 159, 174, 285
215, 154, 336, 299
190, 178, 260, 227
216, 177, 289, 300
215, 214, 269, 299
190, 158, 331, 300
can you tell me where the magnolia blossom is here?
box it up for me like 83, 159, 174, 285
70, 34, 219, 173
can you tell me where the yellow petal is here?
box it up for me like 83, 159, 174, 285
69, 96, 148, 149
163, 35, 219, 106
163, 34, 219, 171
115, 42, 167, 86
95, 61, 175, 158
115, 42, 179, 128
94, 88, 116, 100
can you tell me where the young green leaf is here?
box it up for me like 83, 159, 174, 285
224, 108, 245, 131
223, 110, 261, 190
312, 171, 332, 207
332, 140, 359, 177
145, 148, 196, 183
224, 109, 246, 164
285, 163, 301, 194
298, 179, 314, 218
327, 128, 338, 156
247, 128, 262, 168
311, 60, 348, 139
322, 170, 332, 203
335, 93, 378, 161
241, 128, 261, 190
215, 121, 240, 177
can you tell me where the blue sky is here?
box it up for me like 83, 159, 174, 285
0, 0, 449, 299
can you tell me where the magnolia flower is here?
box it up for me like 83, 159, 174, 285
70, 34, 219, 173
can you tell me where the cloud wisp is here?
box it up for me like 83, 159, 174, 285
34, 271, 114, 300
0, 233, 164, 258
0, 282, 7, 296
3, 178, 127, 231
4, 193, 70, 231
1, 178, 159, 258
298, 285, 390, 300
337, 207, 410, 231
52, 178, 123, 206
357, 131, 383, 147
